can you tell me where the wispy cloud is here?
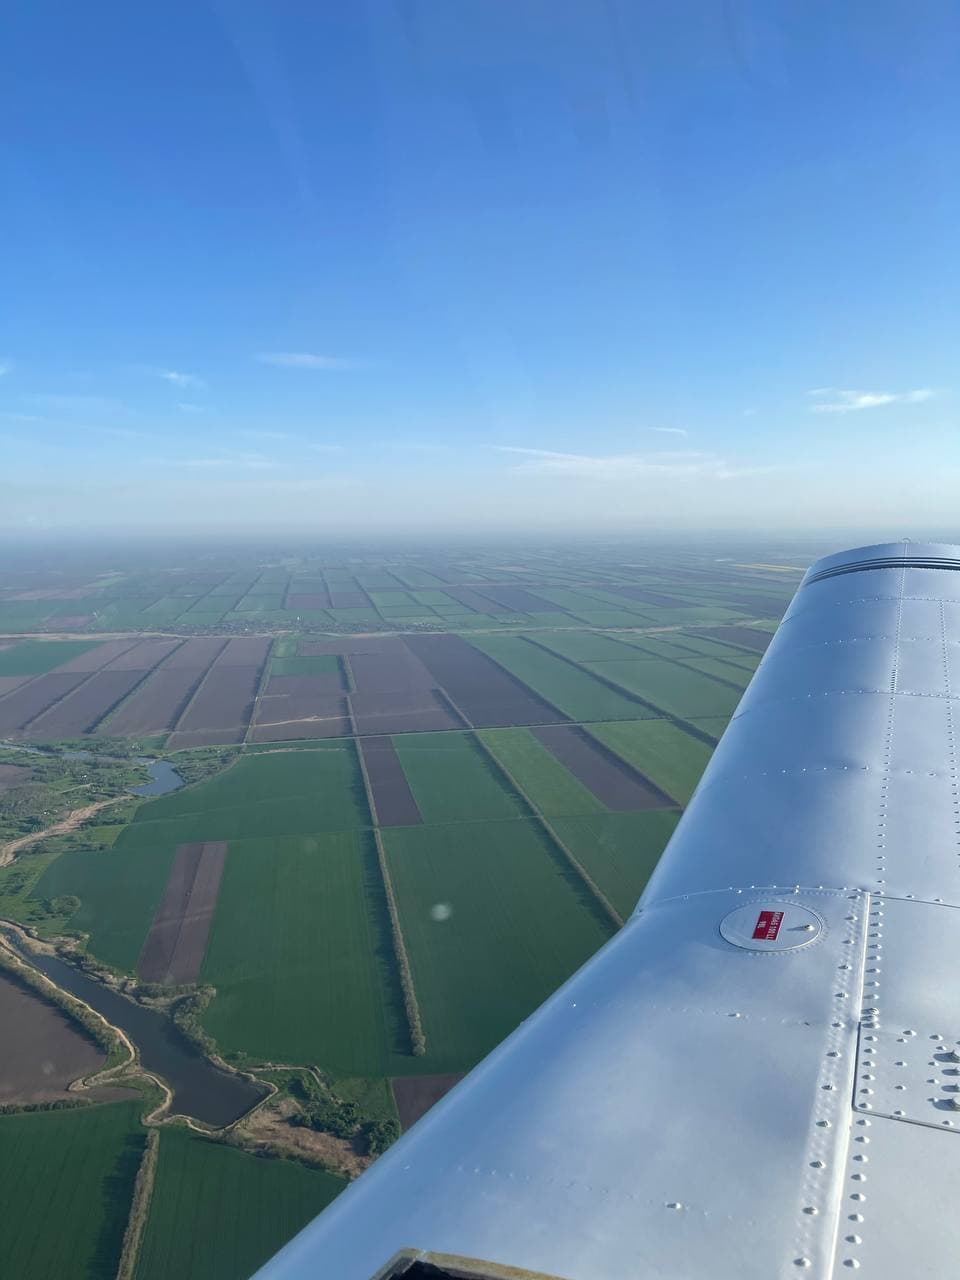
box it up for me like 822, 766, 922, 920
651, 427, 688, 437
494, 446, 777, 481
256, 352, 359, 370
136, 366, 205, 388
176, 402, 210, 414
806, 387, 936, 413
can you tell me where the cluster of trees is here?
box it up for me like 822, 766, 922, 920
0, 1098, 88, 1115
289, 1073, 400, 1156
170, 987, 218, 1058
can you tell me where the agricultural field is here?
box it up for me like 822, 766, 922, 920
0, 542, 809, 1271
0, 1101, 144, 1279
135, 1126, 345, 1280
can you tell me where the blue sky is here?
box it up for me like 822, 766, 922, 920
2, 1, 957, 535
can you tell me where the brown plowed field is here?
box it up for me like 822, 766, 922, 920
54, 639, 139, 672
349, 645, 436, 693
391, 1073, 466, 1130
162, 638, 229, 668
106, 667, 218, 735
0, 971, 109, 1103
351, 688, 461, 736
137, 840, 228, 984
102, 638, 181, 670
256, 686, 349, 732
28, 669, 147, 736
0, 675, 30, 696
301, 636, 404, 656
690, 626, 772, 653
215, 637, 272, 666
475, 585, 554, 612
403, 634, 567, 728
174, 641, 267, 737
0, 674, 88, 733
443, 586, 504, 613
532, 724, 675, 810
359, 736, 422, 825
0, 763, 32, 791
265, 673, 345, 697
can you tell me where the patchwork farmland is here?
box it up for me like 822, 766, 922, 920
0, 544, 803, 1277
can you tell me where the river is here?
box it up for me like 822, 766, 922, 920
2, 932, 266, 1127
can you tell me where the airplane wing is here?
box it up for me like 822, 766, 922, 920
256, 541, 960, 1280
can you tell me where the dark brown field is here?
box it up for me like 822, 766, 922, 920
105, 641, 226, 735
691, 626, 773, 653
165, 727, 245, 749
138, 841, 229, 984
173, 638, 269, 740
0, 763, 32, 791
253, 682, 350, 741
54, 639, 139, 672
532, 724, 675, 810
474, 585, 554, 613
391, 1073, 465, 1130
359, 736, 422, 825
0, 675, 30, 696
403, 634, 567, 728
347, 642, 462, 734
0, 971, 107, 1104
28, 669, 147, 736
0, 674, 88, 733
103, 638, 181, 670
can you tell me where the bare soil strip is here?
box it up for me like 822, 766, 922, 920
138, 841, 228, 984
391, 1073, 466, 1130
532, 724, 676, 810
359, 736, 422, 826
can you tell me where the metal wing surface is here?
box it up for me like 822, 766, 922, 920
256, 542, 960, 1280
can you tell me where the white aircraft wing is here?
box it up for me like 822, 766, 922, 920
256, 541, 960, 1280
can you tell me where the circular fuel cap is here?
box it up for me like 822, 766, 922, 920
719, 901, 824, 952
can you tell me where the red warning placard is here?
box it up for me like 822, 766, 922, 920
752, 910, 783, 941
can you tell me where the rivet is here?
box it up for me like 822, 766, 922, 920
666, 1201, 682, 1210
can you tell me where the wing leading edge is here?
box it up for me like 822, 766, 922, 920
257, 542, 960, 1280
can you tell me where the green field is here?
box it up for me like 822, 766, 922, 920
384, 820, 613, 1071
269, 653, 342, 678
467, 634, 650, 721
586, 719, 714, 804
477, 727, 604, 816
201, 830, 404, 1073
550, 811, 679, 917
391, 731, 526, 824
0, 638, 100, 674
135, 1127, 345, 1280
0, 1102, 144, 1280
582, 657, 743, 719
115, 746, 369, 849
530, 631, 641, 663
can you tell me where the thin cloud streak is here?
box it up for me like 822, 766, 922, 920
494, 446, 781, 481
806, 387, 936, 413
256, 352, 360, 370
135, 365, 205, 388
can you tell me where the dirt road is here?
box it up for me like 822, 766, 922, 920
0, 797, 121, 866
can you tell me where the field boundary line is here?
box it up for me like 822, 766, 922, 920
519, 634, 669, 719
18, 640, 142, 734
243, 639, 276, 745
470, 730, 624, 931
115, 1128, 159, 1280
448, 636, 574, 725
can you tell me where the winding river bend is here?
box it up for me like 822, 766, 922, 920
2, 933, 265, 1127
